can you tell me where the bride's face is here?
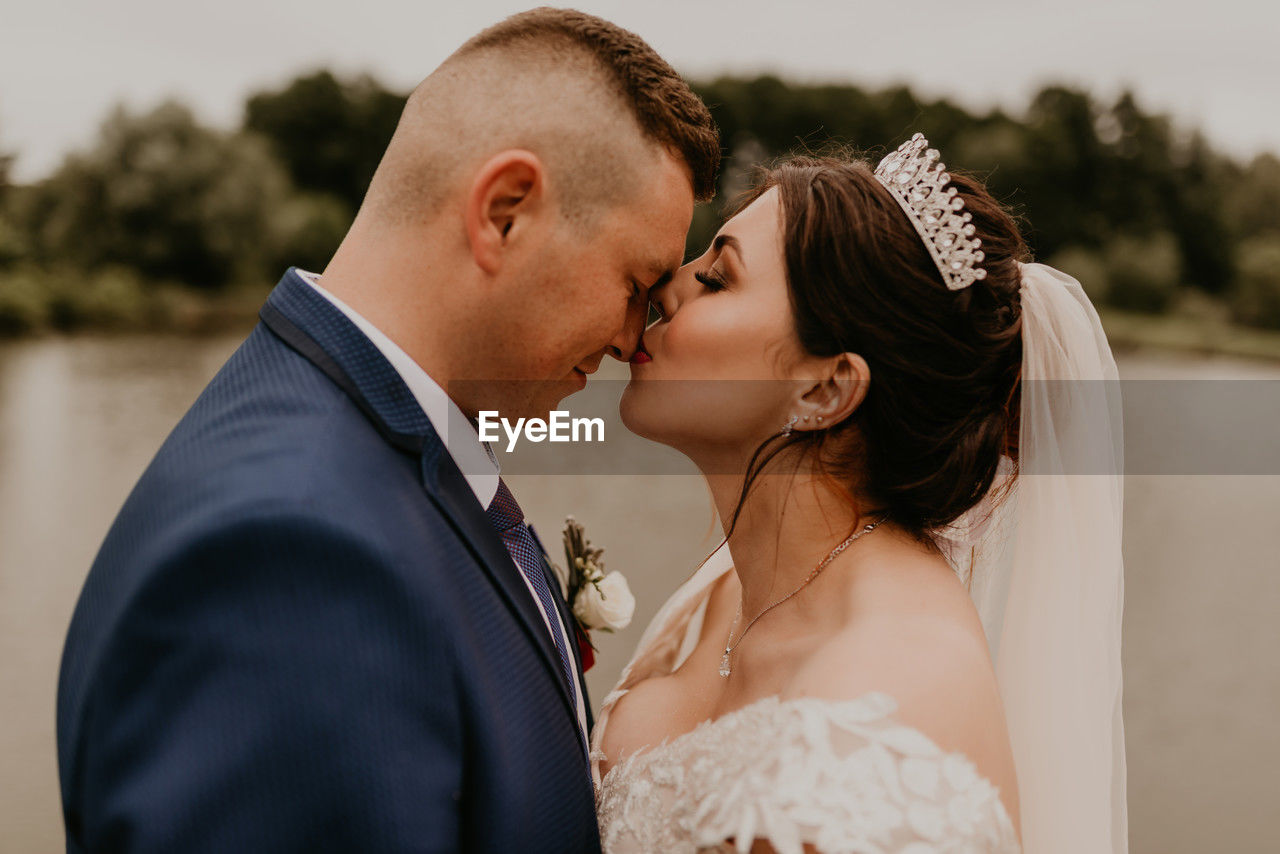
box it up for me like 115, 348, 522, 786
620, 188, 809, 458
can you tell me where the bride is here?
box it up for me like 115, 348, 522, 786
591, 135, 1127, 853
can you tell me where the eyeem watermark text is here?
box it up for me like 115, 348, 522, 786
478, 411, 606, 452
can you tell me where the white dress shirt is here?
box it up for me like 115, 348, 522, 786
298, 270, 589, 739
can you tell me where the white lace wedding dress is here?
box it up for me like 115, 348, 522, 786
590, 542, 1021, 854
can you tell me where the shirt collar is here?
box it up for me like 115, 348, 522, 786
297, 270, 500, 509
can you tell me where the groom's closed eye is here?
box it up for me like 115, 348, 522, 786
631, 267, 676, 302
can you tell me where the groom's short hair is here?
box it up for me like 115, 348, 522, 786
365, 7, 720, 226
458, 8, 720, 201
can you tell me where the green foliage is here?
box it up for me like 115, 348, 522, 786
244, 71, 404, 214
3, 69, 1280, 342
1047, 245, 1110, 303
266, 191, 350, 274
692, 78, 1240, 296
1224, 154, 1280, 241
1230, 237, 1280, 329
1018, 86, 1115, 254
25, 102, 292, 288
1103, 232, 1183, 313
0, 267, 51, 334
68, 266, 152, 329
0, 145, 24, 267
0, 214, 26, 267
0, 265, 153, 334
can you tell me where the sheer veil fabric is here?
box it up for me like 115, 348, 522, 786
936, 262, 1128, 852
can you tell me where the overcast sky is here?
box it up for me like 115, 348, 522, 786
2, 0, 1276, 182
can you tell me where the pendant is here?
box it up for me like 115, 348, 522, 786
718, 652, 731, 678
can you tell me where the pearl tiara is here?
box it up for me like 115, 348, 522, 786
874, 133, 987, 291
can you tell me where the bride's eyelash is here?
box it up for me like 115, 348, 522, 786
695, 269, 728, 292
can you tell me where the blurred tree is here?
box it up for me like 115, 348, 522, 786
25, 101, 292, 287
1164, 132, 1235, 294
0, 124, 32, 266
244, 71, 405, 214
1224, 153, 1280, 241
1098, 94, 1236, 293
0, 140, 24, 267
1100, 90, 1173, 232
690, 78, 1242, 295
0, 266, 51, 334
0, 73, 1266, 330
267, 191, 352, 273
1019, 86, 1112, 255
1104, 232, 1183, 313
1230, 237, 1280, 329
949, 114, 1032, 184
1047, 245, 1110, 303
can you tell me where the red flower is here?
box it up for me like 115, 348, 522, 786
575, 624, 595, 673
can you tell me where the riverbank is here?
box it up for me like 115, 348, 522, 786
1100, 305, 1280, 363
0, 268, 269, 338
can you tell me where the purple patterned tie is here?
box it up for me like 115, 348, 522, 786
485, 479, 579, 714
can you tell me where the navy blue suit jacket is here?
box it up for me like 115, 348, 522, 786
57, 270, 600, 853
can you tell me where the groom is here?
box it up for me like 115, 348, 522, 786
56, 8, 718, 853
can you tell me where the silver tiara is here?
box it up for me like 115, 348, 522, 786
874, 133, 986, 291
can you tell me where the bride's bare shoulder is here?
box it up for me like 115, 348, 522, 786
786, 550, 1020, 830
763, 532, 995, 727
789, 605, 1001, 741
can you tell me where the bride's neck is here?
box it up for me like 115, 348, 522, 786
704, 466, 875, 620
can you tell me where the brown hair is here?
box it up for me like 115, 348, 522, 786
730, 155, 1026, 538
459, 7, 720, 201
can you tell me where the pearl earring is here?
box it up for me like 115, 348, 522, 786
816, 416, 824, 424
803, 415, 811, 422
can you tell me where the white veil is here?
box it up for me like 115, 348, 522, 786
935, 262, 1128, 853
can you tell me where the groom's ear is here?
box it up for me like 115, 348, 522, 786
798, 353, 871, 429
464, 150, 545, 275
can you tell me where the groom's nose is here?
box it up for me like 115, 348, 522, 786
605, 295, 648, 362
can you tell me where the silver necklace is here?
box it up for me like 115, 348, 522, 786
719, 517, 885, 678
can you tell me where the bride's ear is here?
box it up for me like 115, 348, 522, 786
796, 353, 870, 430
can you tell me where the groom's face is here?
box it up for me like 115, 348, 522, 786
499, 152, 695, 417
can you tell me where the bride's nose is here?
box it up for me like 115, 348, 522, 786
648, 261, 699, 324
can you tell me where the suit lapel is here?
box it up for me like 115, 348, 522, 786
529, 524, 594, 733
259, 270, 584, 743
422, 454, 584, 738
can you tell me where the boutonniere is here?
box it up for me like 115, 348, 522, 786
554, 516, 635, 672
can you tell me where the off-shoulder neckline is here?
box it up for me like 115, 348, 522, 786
596, 689, 1018, 840
597, 690, 902, 787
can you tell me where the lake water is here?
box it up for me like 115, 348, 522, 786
1, 331, 1276, 853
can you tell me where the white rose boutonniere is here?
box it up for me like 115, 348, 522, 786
555, 517, 634, 671
573, 571, 634, 632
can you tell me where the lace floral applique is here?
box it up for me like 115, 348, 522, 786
595, 693, 1019, 854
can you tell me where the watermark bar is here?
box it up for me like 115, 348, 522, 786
439, 380, 1280, 476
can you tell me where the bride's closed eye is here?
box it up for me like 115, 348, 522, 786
694, 267, 729, 292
